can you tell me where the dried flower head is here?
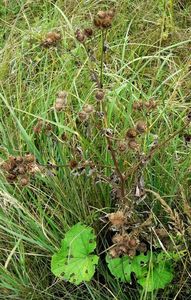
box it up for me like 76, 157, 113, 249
55, 98, 67, 112
137, 242, 147, 253
83, 104, 94, 114
69, 160, 78, 169
108, 211, 126, 229
128, 139, 139, 151
41, 31, 61, 48
75, 29, 85, 43
2, 154, 40, 186
136, 121, 147, 134
61, 132, 67, 141
110, 233, 139, 258
95, 89, 105, 101
94, 9, 115, 29
84, 28, 93, 37
33, 120, 43, 134
78, 111, 89, 122
118, 140, 127, 152
57, 91, 68, 99
19, 176, 29, 186
126, 128, 137, 139
24, 154, 35, 163
132, 101, 143, 111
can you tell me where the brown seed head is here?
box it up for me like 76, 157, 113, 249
24, 154, 35, 163
84, 28, 93, 37
97, 11, 107, 19
108, 9, 115, 18
6, 174, 17, 182
57, 91, 68, 99
127, 249, 136, 257
75, 29, 85, 43
46, 31, 61, 41
83, 104, 94, 114
112, 234, 124, 244
101, 17, 112, 28
126, 128, 137, 139
137, 242, 147, 253
129, 238, 139, 248
61, 132, 67, 141
148, 99, 157, 109
136, 121, 147, 134
78, 111, 89, 121
133, 101, 143, 110
118, 141, 127, 152
17, 166, 26, 175
95, 89, 105, 101
69, 160, 78, 169
128, 139, 139, 151
94, 18, 102, 28
20, 176, 29, 186
16, 156, 23, 163
33, 120, 43, 134
55, 97, 67, 111
108, 211, 126, 228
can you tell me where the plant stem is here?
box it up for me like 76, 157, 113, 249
100, 29, 105, 88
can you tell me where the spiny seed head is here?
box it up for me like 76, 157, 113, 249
75, 29, 85, 43
129, 238, 139, 248
57, 91, 68, 99
108, 211, 126, 227
17, 166, 26, 175
20, 176, 29, 186
118, 140, 127, 152
101, 17, 113, 28
83, 104, 94, 114
55, 97, 67, 111
97, 11, 107, 19
24, 154, 35, 163
127, 249, 136, 257
42, 31, 61, 47
144, 102, 151, 108
45, 123, 52, 132
69, 160, 78, 169
6, 174, 17, 182
136, 121, 147, 133
46, 31, 61, 41
108, 9, 115, 17
2, 162, 13, 172
137, 242, 147, 253
133, 101, 143, 110
148, 99, 157, 109
95, 89, 105, 101
126, 128, 137, 139
128, 139, 139, 151
78, 111, 89, 121
94, 18, 102, 28
33, 120, 43, 134
84, 28, 93, 37
16, 156, 23, 163
61, 132, 67, 141
94, 9, 115, 29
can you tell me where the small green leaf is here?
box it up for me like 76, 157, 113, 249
51, 223, 99, 285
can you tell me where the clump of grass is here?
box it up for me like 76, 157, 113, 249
0, 0, 191, 299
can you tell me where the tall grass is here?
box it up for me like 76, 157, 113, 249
0, 0, 191, 299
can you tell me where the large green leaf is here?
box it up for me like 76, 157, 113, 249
106, 253, 150, 282
137, 261, 173, 292
51, 223, 99, 285
106, 252, 174, 291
